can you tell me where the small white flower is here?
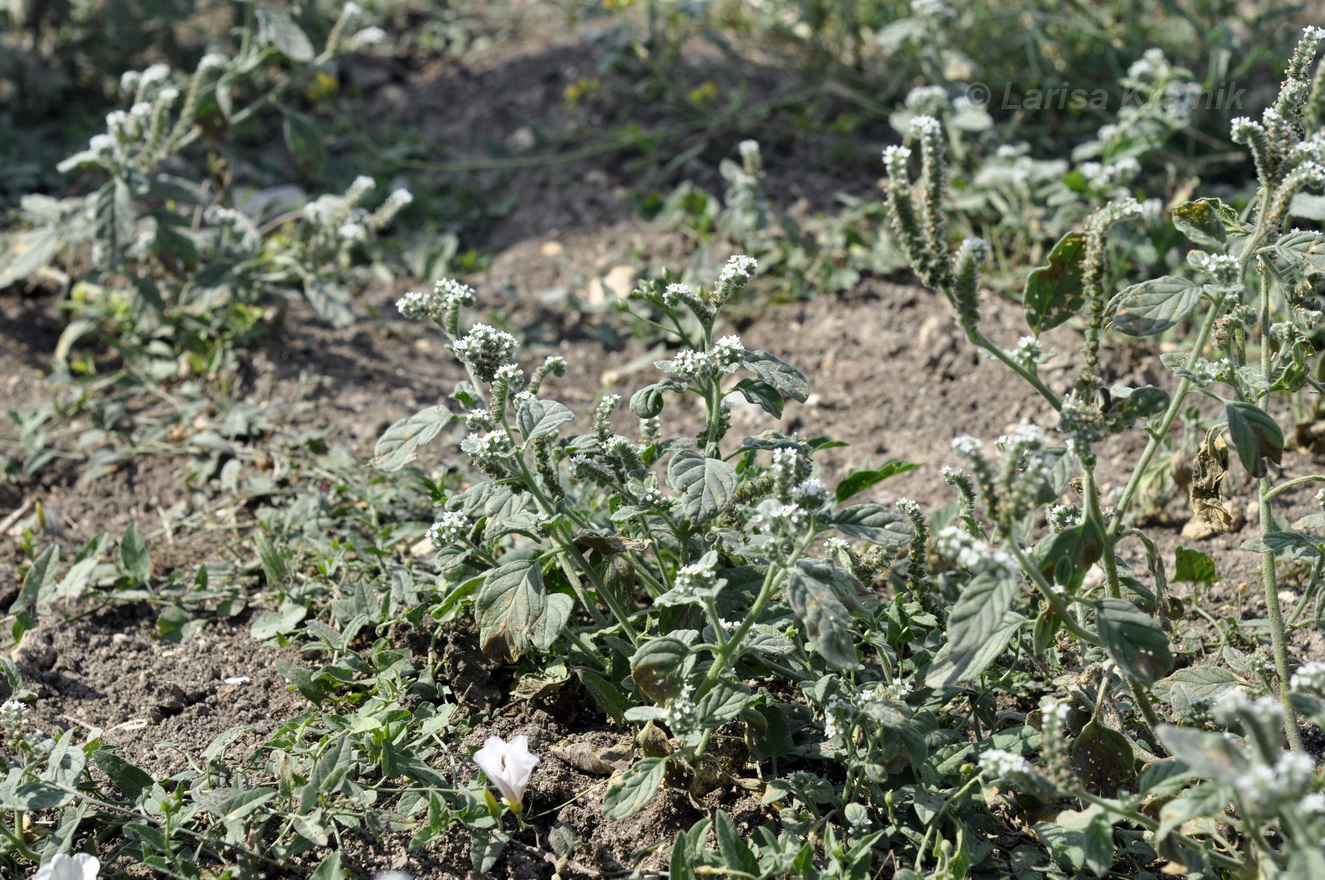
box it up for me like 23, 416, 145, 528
34, 853, 100, 880
473, 734, 539, 810
338, 221, 367, 242
198, 53, 229, 71
350, 26, 387, 48
141, 63, 171, 86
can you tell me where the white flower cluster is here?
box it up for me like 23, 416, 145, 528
1011, 335, 1044, 368
662, 336, 745, 382
881, 145, 912, 177
464, 430, 512, 471
1079, 158, 1140, 191
1244, 751, 1318, 811
712, 335, 746, 373
1212, 689, 1282, 728
1127, 47, 1170, 81
1291, 661, 1325, 694
1193, 252, 1241, 288
674, 558, 719, 598
1185, 358, 1229, 386
452, 324, 520, 383
1048, 504, 1081, 531
661, 683, 698, 730
934, 525, 1017, 580
980, 748, 1033, 779
910, 0, 952, 17
793, 477, 829, 511
717, 254, 758, 288
910, 114, 942, 138
822, 698, 852, 740
397, 278, 477, 321
824, 536, 850, 555
639, 486, 669, 509
1, 698, 26, 734
751, 501, 809, 533
662, 282, 697, 308
951, 435, 985, 458
905, 85, 950, 115
425, 511, 469, 547
350, 26, 387, 48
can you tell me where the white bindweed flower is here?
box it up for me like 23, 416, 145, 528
34, 853, 100, 880
473, 734, 539, 811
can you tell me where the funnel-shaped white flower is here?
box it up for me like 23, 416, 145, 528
34, 853, 100, 880
473, 734, 539, 810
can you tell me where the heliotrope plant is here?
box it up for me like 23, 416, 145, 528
880, 24, 1325, 877
381, 258, 933, 844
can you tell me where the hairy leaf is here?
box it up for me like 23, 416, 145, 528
1225, 401, 1283, 478
1024, 231, 1086, 335
1171, 198, 1249, 248
1095, 598, 1172, 684
517, 399, 575, 441
602, 757, 668, 820
787, 561, 861, 669
1108, 275, 1202, 336
667, 450, 737, 523
372, 406, 453, 471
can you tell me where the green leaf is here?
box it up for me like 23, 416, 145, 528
275, 660, 333, 705
475, 559, 570, 661
151, 211, 199, 268
742, 350, 809, 403
1108, 276, 1202, 336
1072, 719, 1135, 798
947, 573, 1018, 654
1095, 598, 1172, 685
120, 522, 151, 585
925, 612, 1022, 689
602, 757, 667, 820
1171, 198, 1249, 248
1103, 385, 1169, 433
14, 545, 59, 616
93, 178, 136, 257
304, 277, 355, 329
257, 8, 314, 61
787, 561, 862, 669
1276, 228, 1325, 273
42, 729, 86, 789
733, 377, 785, 418
835, 459, 921, 503
1154, 666, 1242, 709
284, 111, 326, 178
92, 750, 154, 802
630, 380, 685, 419
255, 534, 288, 587
713, 810, 759, 875
828, 504, 912, 548
299, 736, 353, 813
1172, 546, 1218, 584
578, 669, 629, 726
372, 406, 453, 472
309, 853, 344, 880
630, 637, 691, 703
1155, 724, 1245, 784
1225, 401, 1283, 478
1024, 231, 1086, 335
517, 399, 575, 441
695, 681, 751, 729
667, 450, 737, 523
0, 228, 63, 285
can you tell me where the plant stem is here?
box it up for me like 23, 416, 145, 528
1256, 266, 1305, 752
